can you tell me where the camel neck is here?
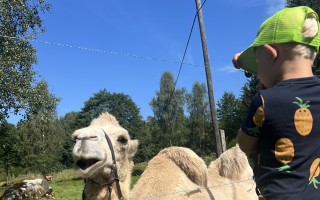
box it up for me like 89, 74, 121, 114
83, 179, 116, 200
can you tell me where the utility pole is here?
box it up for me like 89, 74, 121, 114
194, 0, 223, 157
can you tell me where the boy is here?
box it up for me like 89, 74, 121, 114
232, 6, 320, 200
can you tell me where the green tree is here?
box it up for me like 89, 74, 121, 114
75, 89, 147, 163
59, 112, 80, 168
25, 80, 60, 119
15, 81, 64, 175
149, 71, 188, 152
134, 118, 156, 162
0, 0, 51, 121
0, 121, 18, 179
286, 0, 320, 13
185, 81, 213, 156
240, 75, 260, 110
76, 89, 144, 137
217, 92, 243, 147
285, 0, 320, 74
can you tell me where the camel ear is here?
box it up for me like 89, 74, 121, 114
128, 139, 139, 157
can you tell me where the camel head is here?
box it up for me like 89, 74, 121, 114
72, 112, 138, 186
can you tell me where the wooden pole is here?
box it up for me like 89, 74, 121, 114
220, 129, 227, 152
194, 0, 223, 157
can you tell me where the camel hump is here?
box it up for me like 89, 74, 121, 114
159, 146, 207, 186
90, 112, 119, 126
209, 145, 250, 180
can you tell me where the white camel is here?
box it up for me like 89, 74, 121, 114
72, 112, 138, 200
130, 146, 258, 200
130, 146, 209, 200
207, 145, 257, 200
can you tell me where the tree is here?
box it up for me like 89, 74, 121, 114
134, 118, 156, 162
286, 0, 320, 13
0, 121, 18, 180
217, 92, 243, 147
0, 0, 51, 121
15, 80, 64, 175
185, 81, 213, 156
59, 112, 80, 168
76, 89, 144, 137
75, 89, 146, 163
240, 75, 260, 110
149, 71, 188, 152
285, 0, 320, 75
25, 80, 61, 119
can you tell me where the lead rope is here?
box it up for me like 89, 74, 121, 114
102, 129, 124, 200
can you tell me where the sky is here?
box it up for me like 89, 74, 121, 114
7, 0, 286, 124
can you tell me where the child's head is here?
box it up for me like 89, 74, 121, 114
280, 16, 318, 61
237, 6, 320, 82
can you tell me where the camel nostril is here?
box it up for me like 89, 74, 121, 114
76, 159, 99, 170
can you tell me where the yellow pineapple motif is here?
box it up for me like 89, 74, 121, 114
248, 95, 265, 136
309, 158, 320, 189
293, 97, 313, 136
275, 138, 294, 172
253, 106, 265, 127
253, 95, 265, 127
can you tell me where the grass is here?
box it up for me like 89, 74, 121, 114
49, 169, 84, 199
51, 179, 83, 200
0, 169, 84, 200
0, 167, 143, 200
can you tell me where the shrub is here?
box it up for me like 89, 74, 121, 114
132, 162, 147, 176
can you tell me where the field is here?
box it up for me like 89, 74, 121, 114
0, 168, 141, 200
0, 158, 218, 199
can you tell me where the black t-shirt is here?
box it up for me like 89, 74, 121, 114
242, 76, 320, 200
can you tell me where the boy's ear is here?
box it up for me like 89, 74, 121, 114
263, 44, 278, 61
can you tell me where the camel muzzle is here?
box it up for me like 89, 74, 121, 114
76, 159, 100, 170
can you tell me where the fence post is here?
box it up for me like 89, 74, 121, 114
219, 129, 227, 153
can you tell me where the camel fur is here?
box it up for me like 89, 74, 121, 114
72, 112, 138, 200
130, 146, 258, 200
130, 146, 209, 200
206, 145, 258, 200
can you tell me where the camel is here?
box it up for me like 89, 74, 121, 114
130, 146, 258, 200
207, 145, 258, 200
130, 146, 209, 200
72, 112, 138, 200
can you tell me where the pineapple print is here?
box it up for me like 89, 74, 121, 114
253, 105, 265, 127
275, 138, 294, 172
248, 95, 265, 136
309, 158, 320, 189
292, 97, 313, 136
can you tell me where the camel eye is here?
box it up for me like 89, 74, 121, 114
117, 136, 128, 145
72, 136, 78, 143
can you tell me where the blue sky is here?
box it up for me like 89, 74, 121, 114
8, 0, 285, 123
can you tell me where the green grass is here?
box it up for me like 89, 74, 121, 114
0, 169, 84, 200
51, 169, 82, 182
0, 168, 143, 200
131, 175, 140, 189
51, 179, 83, 200
49, 169, 84, 200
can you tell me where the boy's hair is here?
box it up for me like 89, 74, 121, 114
237, 6, 320, 75
283, 15, 318, 61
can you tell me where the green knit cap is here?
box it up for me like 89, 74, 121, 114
238, 6, 320, 75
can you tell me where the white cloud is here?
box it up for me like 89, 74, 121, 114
265, 0, 286, 16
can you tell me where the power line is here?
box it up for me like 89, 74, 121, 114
164, 0, 208, 114
0, 34, 240, 72
173, 0, 207, 89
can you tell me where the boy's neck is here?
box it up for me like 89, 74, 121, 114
277, 59, 314, 81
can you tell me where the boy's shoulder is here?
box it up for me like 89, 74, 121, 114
260, 76, 320, 101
